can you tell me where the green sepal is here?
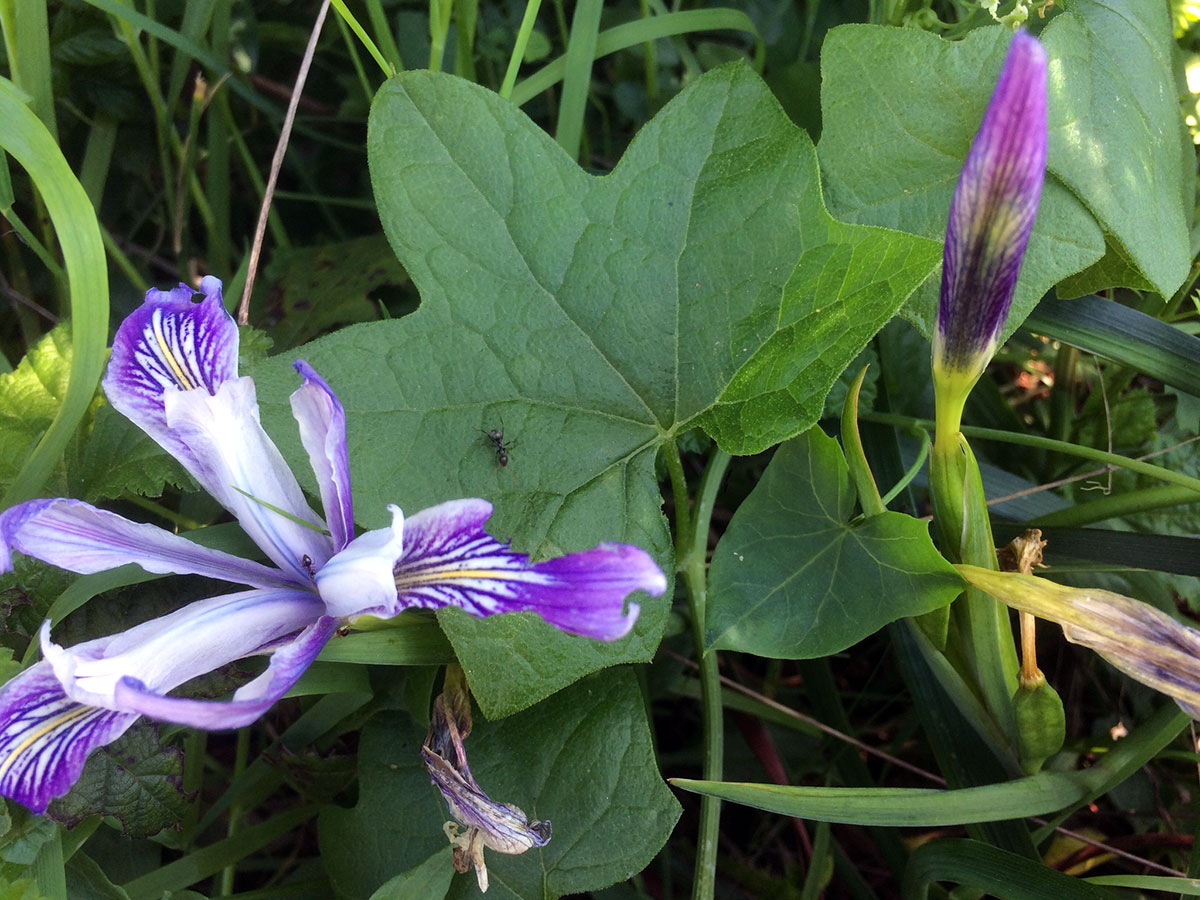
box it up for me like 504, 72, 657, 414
928, 430, 1019, 741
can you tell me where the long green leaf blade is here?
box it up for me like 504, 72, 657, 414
669, 772, 1090, 827
902, 839, 1116, 899
0, 79, 109, 509
1026, 295, 1200, 395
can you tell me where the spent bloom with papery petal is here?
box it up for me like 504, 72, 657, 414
0, 278, 666, 813
422, 670, 549, 893
959, 565, 1200, 718
933, 31, 1047, 404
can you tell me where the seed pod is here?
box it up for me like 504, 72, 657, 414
1013, 671, 1065, 776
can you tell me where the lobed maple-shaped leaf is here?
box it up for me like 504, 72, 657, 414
253, 62, 939, 716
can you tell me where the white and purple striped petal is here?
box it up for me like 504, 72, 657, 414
0, 664, 139, 813
290, 361, 355, 552
164, 378, 333, 581
112, 615, 338, 729
40, 589, 325, 710
0, 589, 326, 813
0, 498, 298, 590
103, 276, 238, 476
392, 500, 666, 640
934, 31, 1046, 380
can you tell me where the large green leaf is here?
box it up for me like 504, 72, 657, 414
69, 403, 190, 502
1040, 0, 1190, 300
706, 427, 963, 658
817, 25, 1104, 338
0, 324, 84, 500
318, 668, 680, 900
253, 62, 938, 714
368, 852, 454, 900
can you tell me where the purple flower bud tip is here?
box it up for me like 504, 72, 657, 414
934, 30, 1047, 380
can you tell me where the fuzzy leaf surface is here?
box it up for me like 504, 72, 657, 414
1040, 0, 1190, 299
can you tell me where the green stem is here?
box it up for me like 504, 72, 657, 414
555, 0, 603, 161
429, 0, 454, 71
218, 727, 252, 896
1031, 484, 1200, 528
499, 0, 545, 100
179, 730, 207, 848
0, 201, 66, 283
666, 443, 732, 900
841, 365, 885, 516
880, 428, 930, 508
334, 11, 375, 111
638, 0, 658, 100
926, 392, 1017, 741
331, 0, 393, 77
864, 412, 1200, 497
1048, 344, 1078, 446
364, 0, 405, 70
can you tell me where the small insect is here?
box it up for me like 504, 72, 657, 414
482, 426, 515, 467
300, 554, 316, 577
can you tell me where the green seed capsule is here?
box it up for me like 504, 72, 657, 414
1013, 673, 1065, 776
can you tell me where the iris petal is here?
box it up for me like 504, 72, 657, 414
165, 378, 333, 581
316, 505, 405, 618
41, 589, 325, 709
393, 499, 666, 640
290, 361, 355, 552
103, 276, 239, 476
0, 663, 138, 813
112, 615, 338, 729
0, 498, 298, 590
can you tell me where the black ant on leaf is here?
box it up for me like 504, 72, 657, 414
482, 426, 515, 467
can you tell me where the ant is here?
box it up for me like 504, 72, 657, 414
481, 426, 515, 467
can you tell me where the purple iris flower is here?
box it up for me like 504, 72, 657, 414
0, 277, 666, 813
933, 30, 1047, 386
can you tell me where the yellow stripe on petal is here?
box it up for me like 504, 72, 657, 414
151, 314, 198, 391
0, 702, 92, 779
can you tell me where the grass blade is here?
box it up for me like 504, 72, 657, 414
512, 9, 762, 108
555, 0, 603, 161
0, 79, 109, 510
903, 838, 1116, 899
1027, 295, 1200, 396
669, 772, 1092, 827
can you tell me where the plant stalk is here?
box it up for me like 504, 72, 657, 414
666, 442, 731, 900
